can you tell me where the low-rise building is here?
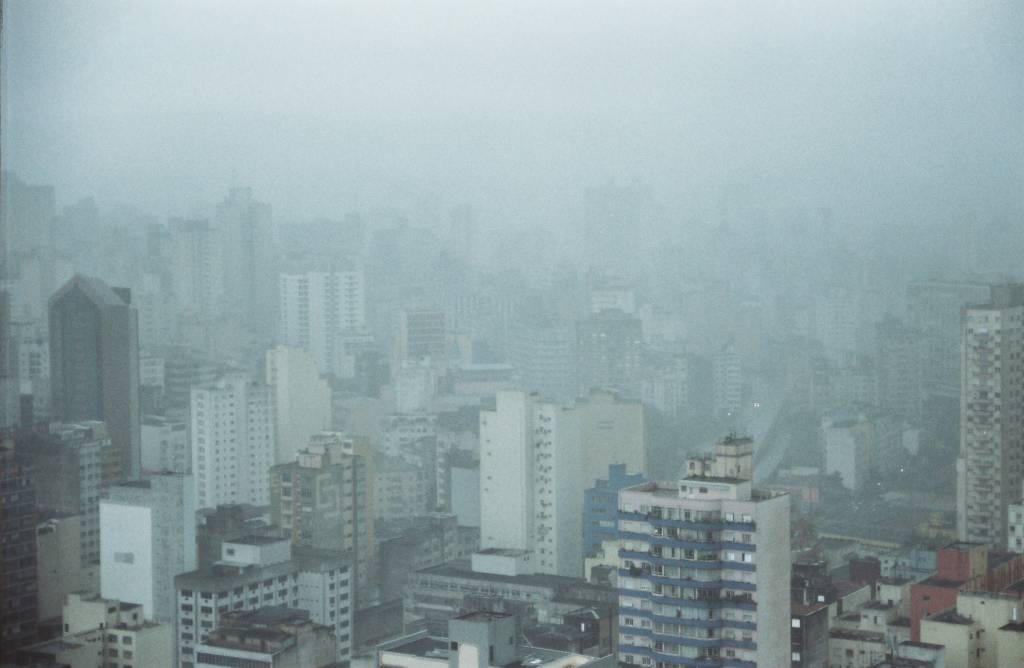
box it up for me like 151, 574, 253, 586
829, 628, 887, 668
174, 536, 352, 667
378, 611, 614, 668
194, 607, 337, 668
17, 593, 173, 668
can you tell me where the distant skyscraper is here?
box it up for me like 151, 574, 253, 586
907, 279, 992, 401
279, 270, 366, 375
957, 285, 1024, 547
100, 473, 197, 622
265, 346, 332, 464
49, 275, 141, 479
575, 310, 643, 398
191, 374, 275, 509
216, 187, 274, 332
1, 171, 55, 274
508, 319, 576, 403
169, 218, 225, 321
397, 309, 447, 366
876, 317, 924, 423
713, 339, 743, 418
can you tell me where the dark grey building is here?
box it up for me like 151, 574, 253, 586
0, 433, 38, 661
49, 275, 140, 480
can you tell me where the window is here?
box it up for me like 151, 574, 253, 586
791, 618, 801, 628
114, 552, 134, 564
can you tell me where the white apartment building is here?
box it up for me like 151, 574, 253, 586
140, 415, 190, 474
265, 346, 332, 464
191, 374, 275, 509
479, 391, 585, 577
279, 270, 366, 375
100, 473, 197, 622
616, 437, 791, 668
957, 285, 1024, 547
169, 218, 225, 321
174, 536, 352, 667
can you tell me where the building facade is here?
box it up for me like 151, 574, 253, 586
616, 437, 791, 667
584, 464, 646, 558
957, 285, 1024, 547
100, 473, 197, 622
279, 270, 366, 376
191, 374, 275, 509
0, 435, 37, 660
175, 536, 352, 667
270, 432, 374, 605
49, 275, 141, 480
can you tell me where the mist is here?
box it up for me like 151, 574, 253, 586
3, 2, 1024, 667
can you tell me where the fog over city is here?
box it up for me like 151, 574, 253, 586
1, 2, 1023, 667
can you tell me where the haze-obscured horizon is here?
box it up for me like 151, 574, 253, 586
4, 0, 1022, 245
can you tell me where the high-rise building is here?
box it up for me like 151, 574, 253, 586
36, 514, 87, 624
0, 432, 38, 660
279, 270, 366, 375
907, 279, 993, 400
169, 218, 225, 321
957, 285, 1024, 547
1, 171, 55, 274
0, 290, 17, 429
217, 187, 274, 332
396, 309, 447, 366
270, 432, 374, 605
616, 436, 791, 667
583, 464, 645, 558
100, 473, 197, 622
23, 421, 113, 566
713, 339, 743, 418
574, 388, 646, 489
876, 317, 924, 423
576, 310, 643, 398
191, 374, 275, 509
141, 415, 190, 473
265, 346, 332, 464
49, 275, 141, 479
508, 319, 576, 404
479, 391, 584, 576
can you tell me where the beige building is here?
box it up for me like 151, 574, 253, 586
920, 590, 1024, 668
18, 593, 173, 668
828, 628, 886, 668
575, 388, 646, 487
36, 515, 94, 623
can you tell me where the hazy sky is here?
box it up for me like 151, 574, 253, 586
3, 0, 1022, 228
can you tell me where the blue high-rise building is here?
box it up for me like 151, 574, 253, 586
615, 437, 791, 667
584, 463, 645, 557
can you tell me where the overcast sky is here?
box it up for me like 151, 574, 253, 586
2, 0, 1022, 229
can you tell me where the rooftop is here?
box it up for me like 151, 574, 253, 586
829, 628, 885, 642
385, 634, 594, 668
926, 609, 973, 625
229, 534, 286, 546
455, 610, 512, 621
476, 548, 531, 557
